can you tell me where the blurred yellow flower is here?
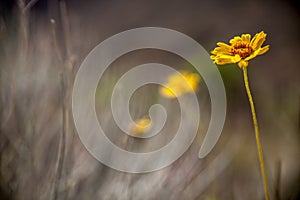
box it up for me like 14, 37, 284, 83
210, 31, 269, 68
159, 71, 200, 98
130, 117, 151, 135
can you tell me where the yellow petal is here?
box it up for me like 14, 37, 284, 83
210, 55, 217, 60
211, 47, 231, 55
160, 88, 177, 98
241, 34, 251, 43
238, 60, 248, 68
217, 42, 231, 49
130, 118, 151, 135
232, 54, 242, 62
258, 45, 269, 55
159, 85, 180, 98
214, 54, 241, 65
185, 73, 200, 91
214, 57, 233, 65
245, 49, 260, 61
229, 36, 242, 44
159, 71, 200, 98
250, 31, 267, 50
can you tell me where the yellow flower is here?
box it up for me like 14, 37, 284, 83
130, 117, 151, 135
210, 31, 270, 68
159, 71, 200, 98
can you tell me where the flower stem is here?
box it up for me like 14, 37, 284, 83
242, 66, 270, 200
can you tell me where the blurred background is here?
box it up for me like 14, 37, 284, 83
0, 0, 299, 199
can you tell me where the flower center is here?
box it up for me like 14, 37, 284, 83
230, 41, 253, 59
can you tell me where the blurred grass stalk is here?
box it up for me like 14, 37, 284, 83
50, 18, 67, 200
49, 1, 74, 199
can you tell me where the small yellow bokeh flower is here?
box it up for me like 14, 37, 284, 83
210, 31, 269, 68
159, 71, 200, 98
130, 117, 151, 135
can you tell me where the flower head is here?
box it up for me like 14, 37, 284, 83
159, 71, 200, 98
210, 31, 269, 68
130, 117, 151, 135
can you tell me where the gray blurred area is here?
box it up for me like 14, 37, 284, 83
0, 0, 299, 199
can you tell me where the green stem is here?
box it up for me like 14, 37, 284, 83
242, 66, 270, 200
